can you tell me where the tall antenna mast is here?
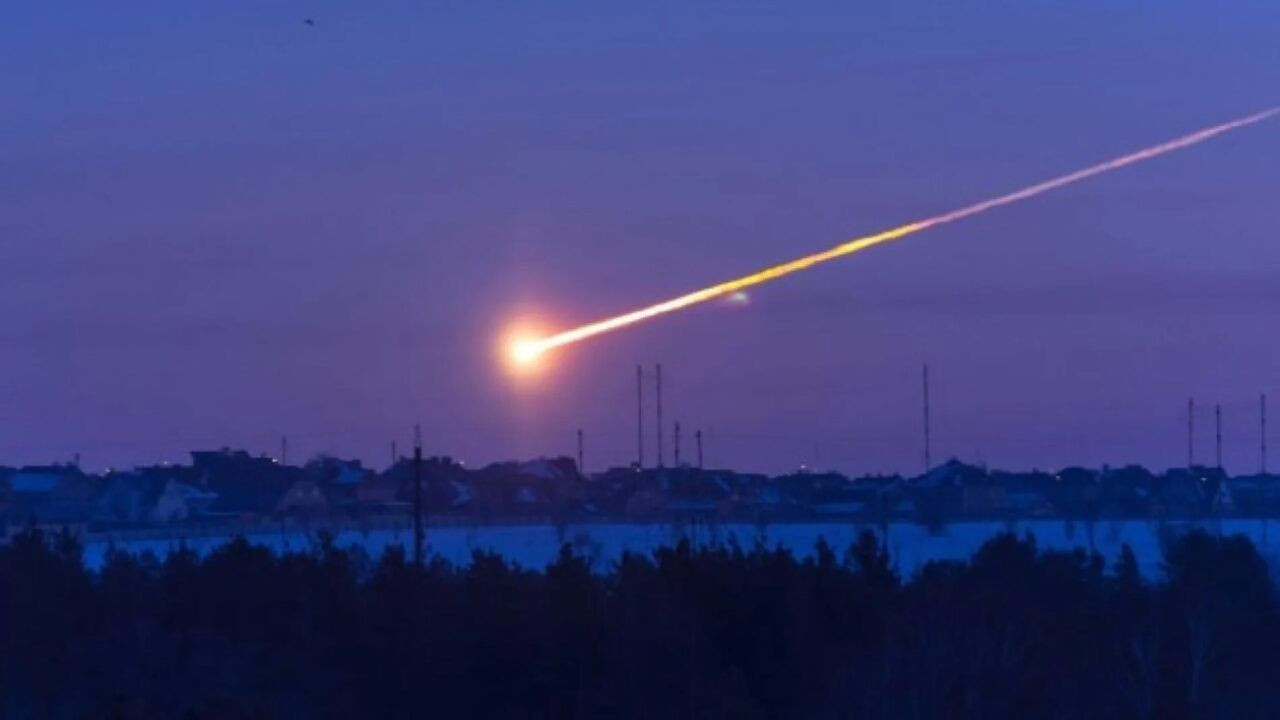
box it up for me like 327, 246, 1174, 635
696, 429, 703, 469
1188, 397, 1195, 468
674, 422, 681, 467
656, 363, 664, 468
1263, 394, 1269, 474
923, 364, 932, 472
577, 428, 585, 475
636, 365, 644, 468
413, 423, 424, 567
1215, 404, 1223, 470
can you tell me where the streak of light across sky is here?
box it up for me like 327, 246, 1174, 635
508, 107, 1279, 367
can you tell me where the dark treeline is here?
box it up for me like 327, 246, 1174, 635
1, 530, 1278, 719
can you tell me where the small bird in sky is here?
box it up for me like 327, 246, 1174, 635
303, 18, 316, 27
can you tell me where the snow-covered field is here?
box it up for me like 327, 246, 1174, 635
80, 518, 1280, 580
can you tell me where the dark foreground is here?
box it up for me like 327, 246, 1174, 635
0, 528, 1276, 719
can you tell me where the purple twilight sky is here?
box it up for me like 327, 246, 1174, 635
3, 1, 1279, 475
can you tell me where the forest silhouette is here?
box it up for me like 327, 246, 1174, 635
0, 527, 1276, 718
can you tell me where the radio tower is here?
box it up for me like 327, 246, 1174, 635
413, 424, 424, 566
655, 363, 664, 468
923, 364, 932, 472
577, 428, 585, 475
674, 422, 681, 467
1215, 404, 1223, 470
636, 365, 644, 469
1188, 397, 1195, 468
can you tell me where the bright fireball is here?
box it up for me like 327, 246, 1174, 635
510, 338, 545, 366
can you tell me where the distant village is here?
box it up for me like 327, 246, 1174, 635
2, 448, 1279, 540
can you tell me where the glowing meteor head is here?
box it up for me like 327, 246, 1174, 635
500, 319, 554, 377
510, 338, 545, 366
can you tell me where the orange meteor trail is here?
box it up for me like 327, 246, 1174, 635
512, 108, 1278, 364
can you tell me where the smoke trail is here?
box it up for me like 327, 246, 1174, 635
513, 108, 1278, 362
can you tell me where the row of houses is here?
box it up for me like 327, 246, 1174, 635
3, 449, 1280, 537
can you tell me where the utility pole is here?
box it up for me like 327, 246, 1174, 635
656, 363, 664, 468
1215, 404, 1223, 470
1188, 397, 1195, 468
923, 364, 932, 472
413, 424, 423, 567
1263, 394, 1269, 474
696, 430, 703, 469
636, 365, 644, 469
577, 428, 585, 475
674, 422, 682, 467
